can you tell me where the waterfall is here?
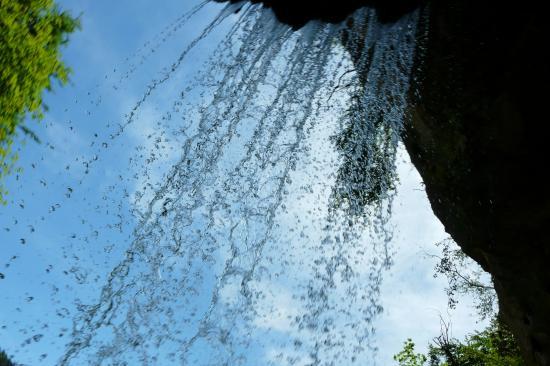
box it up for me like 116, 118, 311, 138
58, 3, 419, 365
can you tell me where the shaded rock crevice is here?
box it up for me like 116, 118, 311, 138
215, 0, 421, 27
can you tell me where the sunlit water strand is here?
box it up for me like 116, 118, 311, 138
61, 4, 419, 365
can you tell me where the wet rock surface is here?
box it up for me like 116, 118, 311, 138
215, 0, 421, 27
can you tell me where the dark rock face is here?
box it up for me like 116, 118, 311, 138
215, 0, 421, 27
405, 2, 550, 365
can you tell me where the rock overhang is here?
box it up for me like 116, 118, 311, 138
214, 0, 423, 28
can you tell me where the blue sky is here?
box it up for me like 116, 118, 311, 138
0, 1, 487, 365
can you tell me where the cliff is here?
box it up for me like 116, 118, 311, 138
404, 2, 550, 364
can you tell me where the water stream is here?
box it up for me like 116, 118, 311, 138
2, 2, 420, 365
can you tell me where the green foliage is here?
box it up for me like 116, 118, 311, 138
331, 94, 398, 218
394, 319, 524, 366
433, 238, 497, 320
427, 319, 524, 366
396, 240, 523, 365
0, 0, 79, 203
0, 349, 15, 366
394, 339, 427, 366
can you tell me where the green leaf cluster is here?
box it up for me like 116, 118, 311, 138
0, 349, 15, 366
395, 319, 524, 366
0, 0, 79, 203
394, 339, 428, 366
428, 320, 524, 366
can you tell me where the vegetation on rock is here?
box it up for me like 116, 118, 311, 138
432, 238, 497, 320
396, 241, 524, 365
395, 319, 524, 366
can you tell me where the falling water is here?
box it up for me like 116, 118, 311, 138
4, 2, 420, 365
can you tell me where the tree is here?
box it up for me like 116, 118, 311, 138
432, 237, 497, 320
395, 239, 524, 365
0, 0, 79, 203
394, 319, 524, 366
428, 318, 524, 366
0, 349, 15, 366
394, 339, 428, 366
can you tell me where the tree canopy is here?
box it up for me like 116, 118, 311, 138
0, 349, 14, 366
0, 0, 78, 203
395, 239, 524, 366
394, 319, 524, 366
